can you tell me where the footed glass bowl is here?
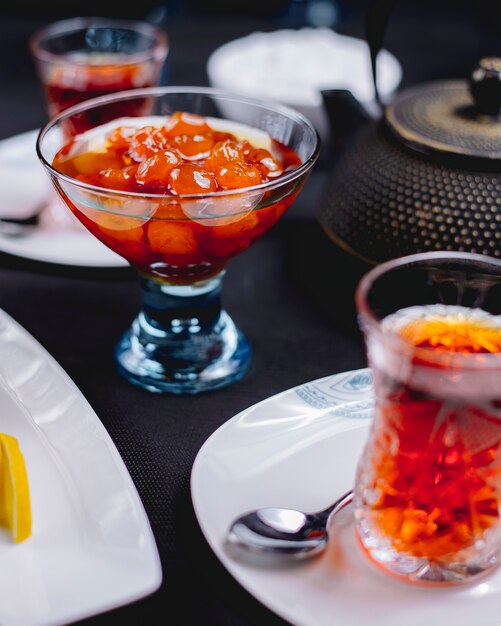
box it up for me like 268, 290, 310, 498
37, 87, 319, 394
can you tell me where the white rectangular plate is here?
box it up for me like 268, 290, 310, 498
0, 308, 162, 626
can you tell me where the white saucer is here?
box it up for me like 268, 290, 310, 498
191, 368, 501, 626
0, 130, 127, 268
0, 308, 161, 625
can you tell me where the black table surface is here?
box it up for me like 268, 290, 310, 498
0, 7, 495, 625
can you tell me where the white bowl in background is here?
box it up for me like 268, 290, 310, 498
207, 27, 402, 142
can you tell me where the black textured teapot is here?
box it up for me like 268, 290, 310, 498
318, 0, 501, 264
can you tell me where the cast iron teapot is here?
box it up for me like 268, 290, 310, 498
318, 0, 501, 264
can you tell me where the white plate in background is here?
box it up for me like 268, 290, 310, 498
0, 308, 161, 626
207, 28, 402, 141
0, 130, 127, 268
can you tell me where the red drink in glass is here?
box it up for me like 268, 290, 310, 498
30, 18, 168, 232
30, 18, 168, 134
363, 305, 501, 558
354, 253, 501, 584
42, 57, 160, 134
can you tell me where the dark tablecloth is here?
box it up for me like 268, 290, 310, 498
0, 8, 491, 624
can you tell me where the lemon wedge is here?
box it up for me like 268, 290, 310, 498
0, 433, 32, 543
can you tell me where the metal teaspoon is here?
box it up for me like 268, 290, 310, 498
226, 490, 353, 559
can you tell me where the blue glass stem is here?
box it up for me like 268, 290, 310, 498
115, 271, 251, 394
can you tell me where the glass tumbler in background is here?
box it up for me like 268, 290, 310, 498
29, 17, 169, 230
354, 251, 501, 585
30, 17, 169, 124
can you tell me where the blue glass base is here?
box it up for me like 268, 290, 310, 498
114, 273, 251, 394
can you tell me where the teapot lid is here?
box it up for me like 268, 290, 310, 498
385, 59, 501, 162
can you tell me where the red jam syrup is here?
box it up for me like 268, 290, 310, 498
365, 305, 501, 559
52, 111, 302, 283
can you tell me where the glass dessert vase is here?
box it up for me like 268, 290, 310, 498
36, 87, 319, 394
